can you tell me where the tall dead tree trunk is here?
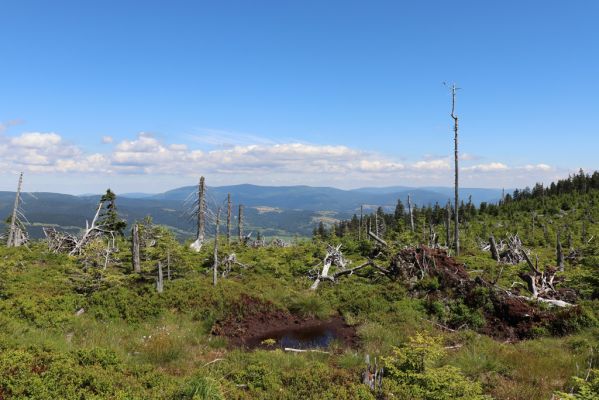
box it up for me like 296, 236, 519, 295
375, 212, 379, 237
131, 224, 141, 273
408, 195, 414, 232
359, 205, 363, 241
227, 193, 231, 245
238, 204, 244, 243
213, 207, 221, 286
449, 83, 460, 256
445, 200, 451, 247
197, 176, 206, 241
7, 172, 24, 247
489, 235, 499, 261
556, 229, 564, 272
156, 261, 164, 293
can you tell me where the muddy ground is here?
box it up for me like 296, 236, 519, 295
212, 295, 358, 349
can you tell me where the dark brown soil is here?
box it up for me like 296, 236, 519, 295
396, 246, 582, 341
211, 295, 358, 349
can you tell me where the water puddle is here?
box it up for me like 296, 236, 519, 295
246, 323, 338, 349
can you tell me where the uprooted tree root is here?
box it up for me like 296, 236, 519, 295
309, 245, 590, 341
393, 247, 588, 340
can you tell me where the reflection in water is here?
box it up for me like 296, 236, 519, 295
248, 324, 338, 349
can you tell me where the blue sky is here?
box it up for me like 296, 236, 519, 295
0, 0, 597, 193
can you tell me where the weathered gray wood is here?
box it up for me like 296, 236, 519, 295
132, 224, 141, 273
238, 204, 244, 243
450, 83, 460, 256
408, 194, 414, 232
445, 200, 451, 247
359, 204, 363, 241
7, 172, 24, 247
489, 235, 499, 261
157, 261, 164, 293
213, 207, 221, 286
227, 193, 232, 245
556, 229, 564, 272
197, 176, 206, 241
368, 230, 388, 247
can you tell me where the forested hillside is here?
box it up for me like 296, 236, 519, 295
0, 172, 597, 399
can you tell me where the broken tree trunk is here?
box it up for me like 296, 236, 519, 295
450, 83, 460, 256
445, 200, 451, 247
310, 244, 347, 290
489, 235, 499, 261
227, 193, 231, 245
238, 204, 244, 243
190, 176, 206, 252
69, 201, 104, 256
368, 229, 388, 247
408, 195, 415, 232
157, 261, 164, 293
359, 204, 363, 241
132, 224, 141, 273
213, 207, 221, 286
7, 172, 25, 247
557, 230, 565, 272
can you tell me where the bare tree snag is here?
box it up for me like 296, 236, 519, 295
556, 229, 564, 272
156, 261, 164, 293
7, 172, 28, 247
132, 224, 141, 273
368, 229, 388, 247
189, 176, 206, 252
69, 201, 104, 256
310, 244, 348, 290
213, 207, 221, 286
238, 204, 244, 243
359, 204, 363, 240
448, 83, 460, 256
489, 235, 499, 261
227, 193, 232, 245
445, 200, 451, 247
374, 211, 379, 237
408, 195, 415, 232
167, 249, 171, 280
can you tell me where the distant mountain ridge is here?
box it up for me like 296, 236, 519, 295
1, 184, 503, 240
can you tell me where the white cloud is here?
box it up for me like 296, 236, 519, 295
0, 130, 562, 189
11, 132, 62, 148
520, 163, 552, 172
462, 162, 509, 172
101, 136, 113, 144
412, 159, 451, 171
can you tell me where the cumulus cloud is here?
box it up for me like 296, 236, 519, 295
462, 162, 509, 172
0, 130, 562, 188
101, 136, 113, 144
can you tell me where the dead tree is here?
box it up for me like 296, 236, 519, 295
213, 207, 221, 286
362, 354, 384, 393
445, 200, 451, 247
310, 244, 349, 290
489, 235, 499, 261
408, 194, 415, 232
448, 82, 461, 256
556, 229, 565, 272
368, 229, 388, 247
156, 261, 164, 293
132, 224, 141, 273
6, 172, 28, 247
227, 193, 232, 245
190, 176, 206, 252
359, 204, 363, 240
238, 204, 244, 243
69, 201, 106, 255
